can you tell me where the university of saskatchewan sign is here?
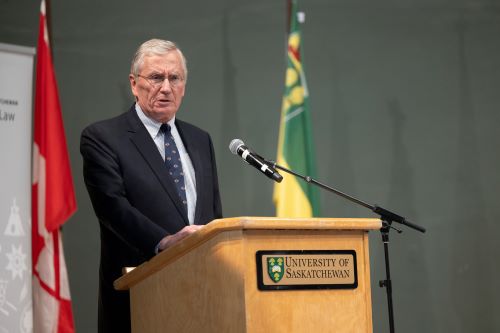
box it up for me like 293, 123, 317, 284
257, 250, 358, 291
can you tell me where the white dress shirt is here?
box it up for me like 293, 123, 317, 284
135, 104, 197, 225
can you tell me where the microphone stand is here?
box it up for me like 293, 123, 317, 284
267, 160, 426, 333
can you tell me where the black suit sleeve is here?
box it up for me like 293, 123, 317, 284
81, 125, 167, 258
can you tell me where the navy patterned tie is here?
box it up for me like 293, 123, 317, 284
160, 124, 187, 212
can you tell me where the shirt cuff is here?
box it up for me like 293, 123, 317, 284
154, 241, 162, 254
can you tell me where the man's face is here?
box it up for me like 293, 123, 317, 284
129, 51, 186, 123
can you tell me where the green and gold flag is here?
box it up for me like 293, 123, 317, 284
274, 0, 320, 217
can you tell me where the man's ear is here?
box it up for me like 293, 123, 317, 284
129, 74, 138, 99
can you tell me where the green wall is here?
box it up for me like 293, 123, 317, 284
2, 1, 500, 332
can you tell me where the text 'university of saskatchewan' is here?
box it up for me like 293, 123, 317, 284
257, 251, 358, 290
285, 256, 352, 279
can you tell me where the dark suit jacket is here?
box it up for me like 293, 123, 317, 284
80, 106, 222, 333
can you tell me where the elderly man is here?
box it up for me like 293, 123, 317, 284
80, 39, 222, 333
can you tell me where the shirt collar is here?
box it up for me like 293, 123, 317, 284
135, 103, 176, 138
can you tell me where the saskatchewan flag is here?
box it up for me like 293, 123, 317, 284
274, 1, 320, 217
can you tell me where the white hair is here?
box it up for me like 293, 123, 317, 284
130, 39, 188, 80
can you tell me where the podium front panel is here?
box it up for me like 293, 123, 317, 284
120, 218, 379, 333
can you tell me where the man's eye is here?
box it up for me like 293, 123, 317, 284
169, 75, 180, 83
150, 75, 165, 83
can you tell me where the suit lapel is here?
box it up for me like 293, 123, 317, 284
125, 109, 189, 225
176, 120, 204, 224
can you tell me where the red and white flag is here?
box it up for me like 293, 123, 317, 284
32, 1, 77, 332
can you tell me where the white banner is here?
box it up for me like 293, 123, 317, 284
0, 42, 35, 333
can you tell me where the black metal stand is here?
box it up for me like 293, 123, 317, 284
380, 221, 396, 333
267, 160, 425, 333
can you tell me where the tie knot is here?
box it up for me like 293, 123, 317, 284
160, 123, 171, 134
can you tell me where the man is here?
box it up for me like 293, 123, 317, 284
80, 39, 222, 333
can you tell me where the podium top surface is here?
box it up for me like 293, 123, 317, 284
114, 217, 381, 290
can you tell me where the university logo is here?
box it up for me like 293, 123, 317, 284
267, 257, 284, 283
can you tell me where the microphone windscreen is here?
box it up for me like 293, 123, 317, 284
229, 139, 244, 155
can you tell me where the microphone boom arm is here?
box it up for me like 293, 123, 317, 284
268, 160, 425, 233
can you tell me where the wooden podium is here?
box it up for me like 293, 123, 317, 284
114, 217, 381, 333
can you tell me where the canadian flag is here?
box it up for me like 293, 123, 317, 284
32, 1, 77, 332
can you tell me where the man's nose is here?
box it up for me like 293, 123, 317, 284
159, 78, 172, 92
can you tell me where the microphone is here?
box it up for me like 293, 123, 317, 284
229, 139, 283, 183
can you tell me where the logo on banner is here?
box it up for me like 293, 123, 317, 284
0, 280, 17, 315
4, 198, 25, 237
267, 257, 284, 283
5, 245, 27, 280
